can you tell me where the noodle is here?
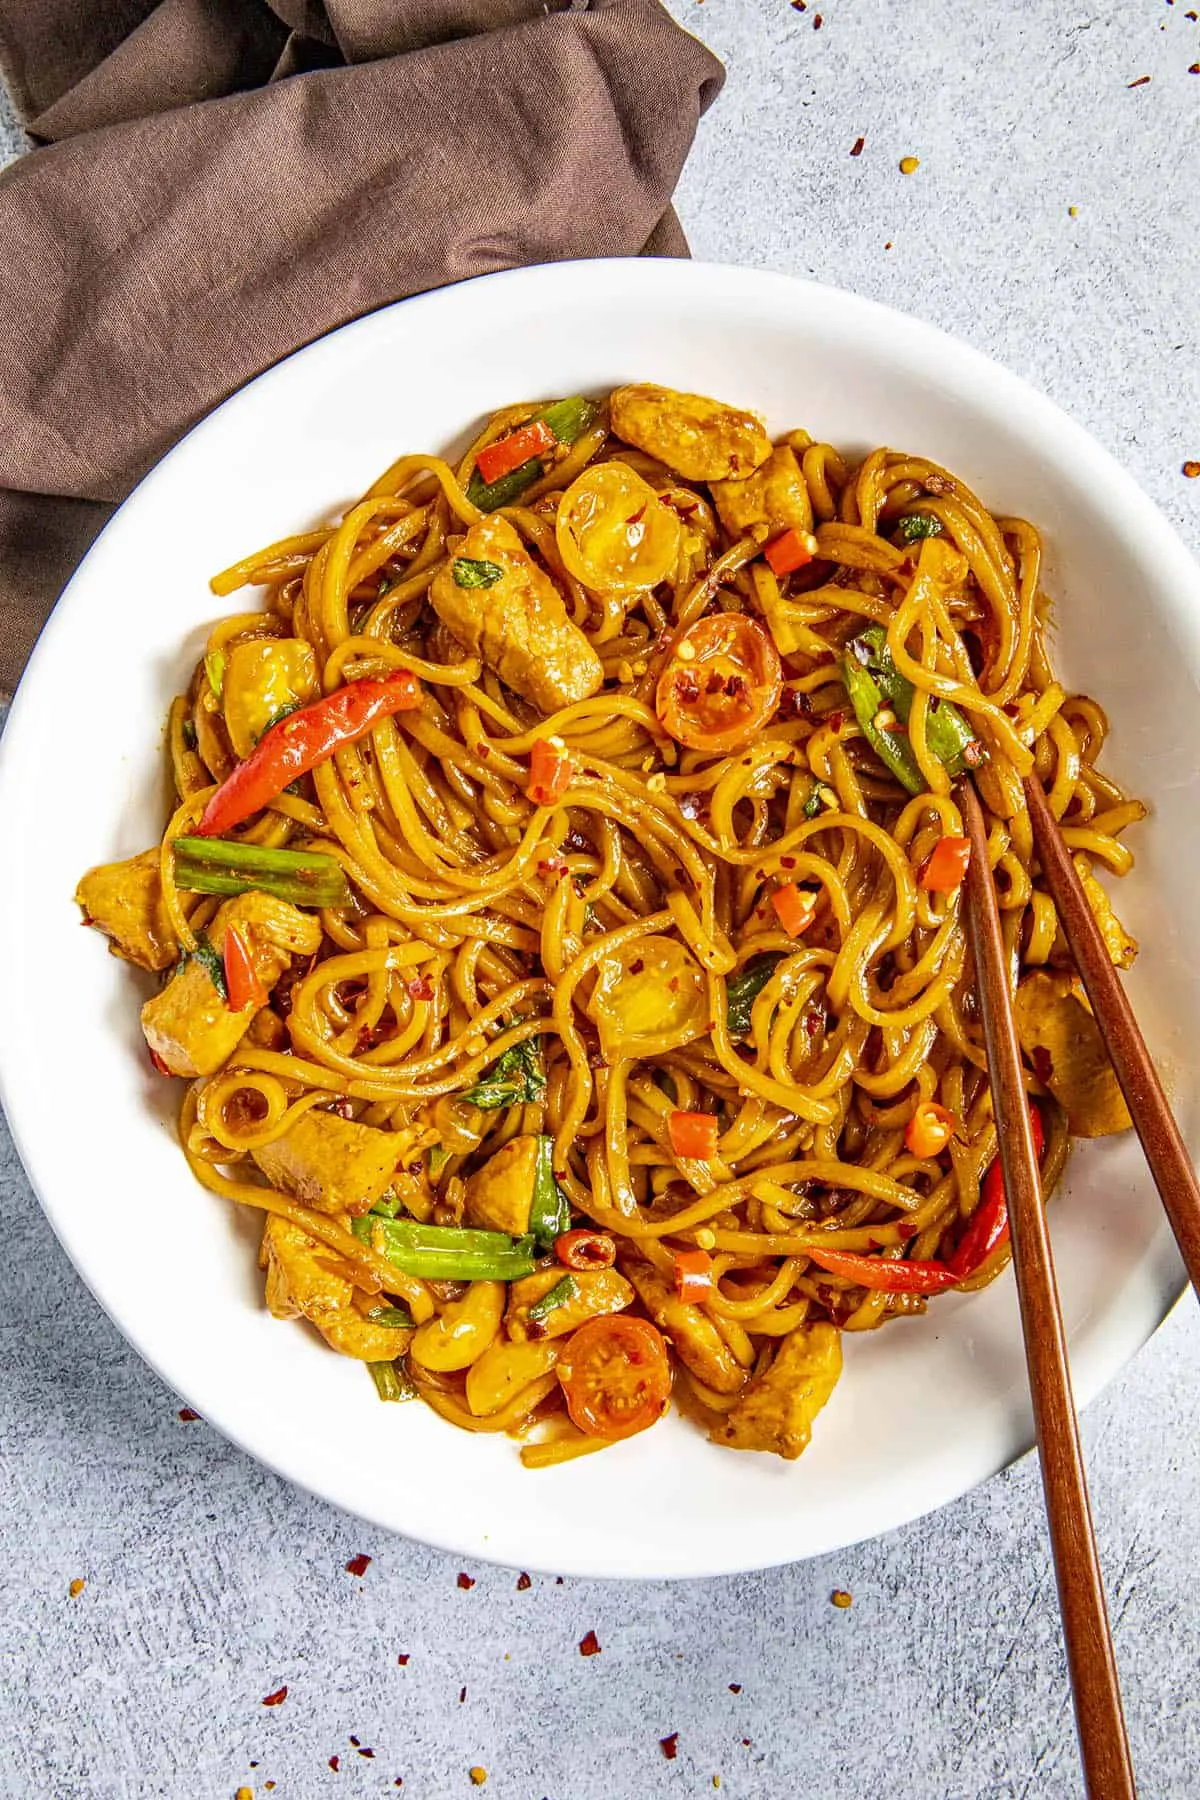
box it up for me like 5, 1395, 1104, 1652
76, 383, 1145, 1463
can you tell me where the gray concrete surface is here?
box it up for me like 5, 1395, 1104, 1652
2, 1, 1199, 1795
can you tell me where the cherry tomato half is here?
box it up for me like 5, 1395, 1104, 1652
556, 1314, 673, 1440
655, 613, 783, 754
556, 463, 681, 596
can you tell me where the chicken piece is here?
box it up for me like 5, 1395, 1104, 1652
1075, 858, 1137, 971
610, 384, 773, 482
710, 446, 812, 543
222, 638, 318, 759
463, 1134, 540, 1237
141, 892, 322, 1077
262, 1215, 414, 1361
252, 1110, 407, 1216
711, 1321, 842, 1459
1013, 970, 1131, 1137
75, 848, 176, 972
622, 1256, 746, 1395
505, 1266, 633, 1342
429, 513, 602, 714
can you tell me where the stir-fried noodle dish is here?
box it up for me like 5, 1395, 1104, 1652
77, 384, 1142, 1466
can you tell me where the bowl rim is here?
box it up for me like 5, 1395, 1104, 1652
0, 257, 1191, 1578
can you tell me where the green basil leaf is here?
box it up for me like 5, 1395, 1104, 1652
527, 1274, 578, 1323
452, 557, 505, 589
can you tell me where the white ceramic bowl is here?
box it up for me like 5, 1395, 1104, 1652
1, 260, 1196, 1579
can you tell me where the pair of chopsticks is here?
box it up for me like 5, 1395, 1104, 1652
957, 771, 1200, 1800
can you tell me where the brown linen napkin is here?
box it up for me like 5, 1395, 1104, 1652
0, 0, 723, 697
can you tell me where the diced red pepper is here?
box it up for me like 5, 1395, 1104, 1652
474, 420, 558, 486
528, 736, 574, 806
946, 1101, 1045, 1278
770, 882, 819, 938
805, 1246, 961, 1293
224, 924, 267, 1012
920, 835, 972, 892
556, 1230, 617, 1270
904, 1099, 956, 1158
195, 671, 421, 836
668, 1110, 719, 1160
763, 527, 819, 577
672, 1247, 714, 1301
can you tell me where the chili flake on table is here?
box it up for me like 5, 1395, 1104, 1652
345, 1553, 371, 1577
579, 1629, 602, 1656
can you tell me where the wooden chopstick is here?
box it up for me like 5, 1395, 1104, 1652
1025, 771, 1200, 1297
956, 777, 1137, 1800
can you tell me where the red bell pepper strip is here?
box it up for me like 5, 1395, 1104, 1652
223, 924, 267, 1012
672, 1246, 714, 1301
805, 1246, 961, 1293
195, 671, 420, 836
946, 1101, 1045, 1278
763, 527, 819, 577
474, 420, 557, 487
920, 835, 972, 892
668, 1110, 720, 1160
527, 736, 574, 806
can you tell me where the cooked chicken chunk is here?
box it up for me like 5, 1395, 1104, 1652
1013, 970, 1131, 1137
262, 1215, 413, 1361
610, 384, 773, 482
622, 1256, 746, 1395
75, 848, 176, 972
429, 513, 602, 714
710, 446, 812, 542
222, 638, 318, 759
141, 893, 322, 1077
252, 1109, 406, 1216
711, 1321, 842, 1459
506, 1266, 633, 1342
463, 1134, 539, 1237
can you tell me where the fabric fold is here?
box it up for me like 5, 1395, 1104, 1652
0, 0, 722, 694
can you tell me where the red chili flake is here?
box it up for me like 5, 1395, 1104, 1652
1127, 74, 1151, 85
628, 959, 645, 975
728, 1683, 742, 1694
742, 1738, 752, 1748
350, 1738, 361, 1748
813, 9, 823, 23
780, 856, 796, 869
148, 1048, 171, 1076
177, 1407, 200, 1422
345, 1554, 371, 1578
262, 1686, 288, 1707
826, 710, 844, 732
791, 0, 805, 9
459, 1686, 468, 1704
660, 1734, 680, 1761
537, 855, 567, 877
579, 1630, 602, 1657
476, 743, 491, 759
397, 1654, 410, 1666
1184, 461, 1200, 477
407, 975, 434, 1002
850, 136, 865, 156
266, 1785, 276, 1792
457, 1573, 476, 1590
358, 1747, 376, 1760
555, 1576, 564, 1585
516, 1572, 532, 1591
329, 1756, 340, 1772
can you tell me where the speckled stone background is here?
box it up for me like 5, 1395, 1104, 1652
2, 2, 1199, 1796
